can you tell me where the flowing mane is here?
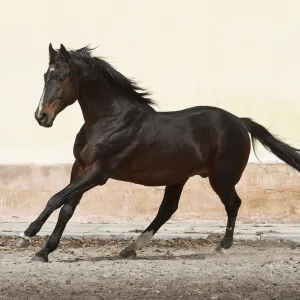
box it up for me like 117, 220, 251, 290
67, 46, 156, 106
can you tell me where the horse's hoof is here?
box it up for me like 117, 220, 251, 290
15, 237, 30, 248
32, 254, 48, 262
119, 248, 137, 259
220, 238, 233, 250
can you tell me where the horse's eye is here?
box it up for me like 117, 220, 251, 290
58, 76, 65, 83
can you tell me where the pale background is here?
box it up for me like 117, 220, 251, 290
0, 0, 299, 164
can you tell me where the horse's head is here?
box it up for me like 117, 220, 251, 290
35, 44, 79, 127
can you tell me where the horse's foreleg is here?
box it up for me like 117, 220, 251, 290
32, 195, 82, 262
15, 161, 106, 256
119, 180, 186, 259
29, 161, 83, 262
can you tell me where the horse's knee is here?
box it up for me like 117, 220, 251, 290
46, 194, 63, 212
61, 203, 75, 218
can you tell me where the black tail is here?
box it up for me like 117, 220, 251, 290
241, 118, 300, 172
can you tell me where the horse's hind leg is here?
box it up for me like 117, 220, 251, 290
119, 180, 186, 258
209, 170, 243, 250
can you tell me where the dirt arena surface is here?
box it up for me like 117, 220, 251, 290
0, 236, 299, 300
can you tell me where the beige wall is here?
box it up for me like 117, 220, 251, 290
0, 164, 299, 223
0, 0, 300, 164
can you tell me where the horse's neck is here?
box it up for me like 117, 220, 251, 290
78, 84, 143, 124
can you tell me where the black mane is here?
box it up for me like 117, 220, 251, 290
67, 46, 155, 106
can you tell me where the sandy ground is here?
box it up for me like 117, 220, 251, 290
0, 236, 299, 300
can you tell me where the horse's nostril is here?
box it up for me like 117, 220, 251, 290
39, 113, 47, 121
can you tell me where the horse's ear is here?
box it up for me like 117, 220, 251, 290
59, 44, 70, 62
49, 43, 57, 64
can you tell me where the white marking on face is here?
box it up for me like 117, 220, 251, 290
37, 67, 55, 116
37, 87, 46, 116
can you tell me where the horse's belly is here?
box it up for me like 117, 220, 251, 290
111, 170, 191, 186
111, 155, 204, 186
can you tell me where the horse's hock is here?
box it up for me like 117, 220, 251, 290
0, 163, 299, 223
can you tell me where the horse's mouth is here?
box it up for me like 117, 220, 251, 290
38, 117, 55, 128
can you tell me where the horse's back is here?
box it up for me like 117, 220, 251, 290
158, 105, 226, 117
158, 105, 246, 132
158, 105, 251, 176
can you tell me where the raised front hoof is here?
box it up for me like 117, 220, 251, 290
15, 237, 30, 249
32, 254, 49, 263
119, 248, 137, 259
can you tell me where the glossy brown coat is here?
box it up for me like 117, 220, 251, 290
17, 44, 300, 262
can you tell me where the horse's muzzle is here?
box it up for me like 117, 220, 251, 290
35, 112, 54, 127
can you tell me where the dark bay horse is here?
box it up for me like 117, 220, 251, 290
16, 44, 300, 262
